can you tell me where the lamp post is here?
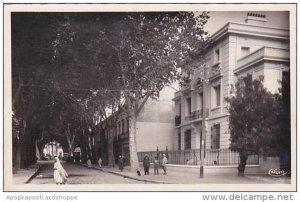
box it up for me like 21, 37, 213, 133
200, 64, 208, 178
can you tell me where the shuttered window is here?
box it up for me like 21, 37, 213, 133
184, 130, 191, 150
211, 124, 220, 149
178, 132, 181, 150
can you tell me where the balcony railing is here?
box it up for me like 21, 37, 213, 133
175, 115, 181, 126
138, 148, 259, 166
184, 109, 209, 122
236, 47, 290, 71
174, 91, 181, 99
210, 62, 221, 78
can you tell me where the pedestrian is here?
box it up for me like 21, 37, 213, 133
154, 156, 159, 175
98, 157, 102, 168
118, 155, 124, 171
162, 153, 168, 175
53, 156, 68, 184
143, 155, 150, 175
122, 156, 126, 165
87, 158, 92, 169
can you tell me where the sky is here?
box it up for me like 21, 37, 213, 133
204, 11, 289, 36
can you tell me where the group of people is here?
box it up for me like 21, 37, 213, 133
87, 157, 103, 168
53, 153, 168, 184
143, 153, 168, 175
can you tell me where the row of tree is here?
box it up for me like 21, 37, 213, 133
11, 12, 291, 176
12, 12, 210, 172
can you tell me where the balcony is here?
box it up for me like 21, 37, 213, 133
175, 115, 181, 126
184, 109, 209, 122
210, 62, 221, 79
235, 47, 290, 73
174, 91, 181, 100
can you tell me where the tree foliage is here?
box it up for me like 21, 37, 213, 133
226, 76, 279, 152
11, 12, 210, 170
226, 76, 279, 176
273, 71, 291, 171
49, 12, 210, 170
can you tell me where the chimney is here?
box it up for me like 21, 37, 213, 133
245, 12, 268, 26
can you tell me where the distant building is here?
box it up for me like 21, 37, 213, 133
97, 85, 176, 165
43, 142, 64, 158
173, 13, 289, 165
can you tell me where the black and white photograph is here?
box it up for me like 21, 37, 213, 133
3, 3, 296, 192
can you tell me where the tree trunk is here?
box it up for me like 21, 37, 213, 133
280, 148, 291, 173
13, 138, 22, 173
80, 129, 87, 163
66, 124, 75, 156
68, 143, 74, 157
238, 151, 248, 177
35, 140, 41, 160
107, 129, 115, 167
13, 119, 26, 172
20, 120, 28, 169
128, 103, 140, 171
38, 143, 44, 159
66, 132, 75, 157
90, 136, 97, 163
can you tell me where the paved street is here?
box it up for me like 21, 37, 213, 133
99, 164, 291, 184
10, 161, 293, 191
18, 161, 291, 185
29, 161, 146, 184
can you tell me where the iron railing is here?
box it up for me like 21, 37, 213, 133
184, 109, 209, 122
138, 148, 259, 166
211, 62, 221, 77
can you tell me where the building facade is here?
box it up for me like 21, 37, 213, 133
97, 85, 176, 165
173, 13, 290, 164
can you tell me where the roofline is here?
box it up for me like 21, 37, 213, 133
209, 21, 290, 42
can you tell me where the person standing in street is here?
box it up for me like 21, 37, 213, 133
143, 155, 150, 175
87, 158, 92, 169
162, 153, 168, 175
98, 157, 102, 168
154, 156, 159, 175
118, 155, 124, 171
122, 156, 126, 166
53, 156, 68, 184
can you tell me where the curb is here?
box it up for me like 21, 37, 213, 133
25, 165, 41, 184
80, 164, 173, 184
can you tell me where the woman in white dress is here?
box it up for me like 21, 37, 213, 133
53, 156, 68, 184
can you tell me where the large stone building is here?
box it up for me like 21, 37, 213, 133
173, 13, 290, 165
96, 85, 176, 165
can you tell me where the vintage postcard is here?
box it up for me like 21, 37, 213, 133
3, 3, 296, 191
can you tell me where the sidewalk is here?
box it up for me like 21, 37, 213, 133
13, 164, 40, 184
87, 164, 291, 184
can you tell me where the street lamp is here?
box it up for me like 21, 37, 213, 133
200, 64, 208, 178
